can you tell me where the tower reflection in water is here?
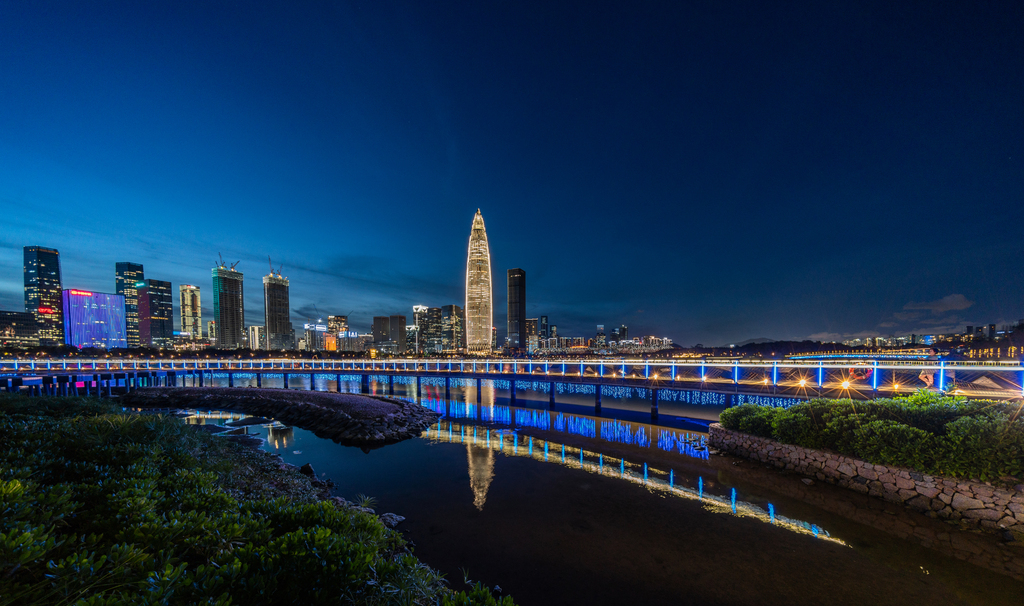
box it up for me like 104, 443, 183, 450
414, 380, 834, 545
466, 443, 495, 510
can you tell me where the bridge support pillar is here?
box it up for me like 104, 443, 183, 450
651, 388, 659, 421
388, 375, 394, 396
198, 371, 204, 387
549, 382, 556, 409
361, 374, 370, 394
335, 373, 341, 392
310, 372, 316, 391
416, 376, 422, 399
228, 373, 234, 388
445, 376, 451, 400
256, 373, 262, 388
510, 379, 516, 404
595, 384, 602, 414
475, 378, 481, 403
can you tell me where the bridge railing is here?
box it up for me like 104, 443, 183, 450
1, 357, 1021, 401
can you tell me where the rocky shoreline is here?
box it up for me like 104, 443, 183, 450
122, 387, 440, 446
709, 423, 1024, 539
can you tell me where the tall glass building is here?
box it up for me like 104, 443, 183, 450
115, 262, 144, 347
263, 271, 292, 350
441, 304, 465, 354
179, 284, 201, 340
506, 268, 526, 350
212, 264, 244, 349
62, 290, 127, 349
138, 279, 174, 348
465, 210, 492, 354
24, 246, 64, 345
0, 311, 39, 348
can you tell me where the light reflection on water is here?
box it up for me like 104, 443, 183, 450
422, 418, 838, 544
182, 401, 1024, 601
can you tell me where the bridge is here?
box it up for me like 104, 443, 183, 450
3, 357, 1021, 419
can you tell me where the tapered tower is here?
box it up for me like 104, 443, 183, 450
465, 209, 492, 354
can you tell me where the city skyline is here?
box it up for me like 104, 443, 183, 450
0, 2, 1021, 345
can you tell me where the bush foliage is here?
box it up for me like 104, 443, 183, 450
0, 394, 514, 606
719, 391, 1024, 481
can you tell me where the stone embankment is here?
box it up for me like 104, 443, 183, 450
122, 387, 440, 446
709, 423, 1024, 537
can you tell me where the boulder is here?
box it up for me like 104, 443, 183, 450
379, 513, 406, 528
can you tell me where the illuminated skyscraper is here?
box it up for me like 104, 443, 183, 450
441, 304, 465, 353
24, 246, 64, 345
411, 306, 427, 354
115, 262, 144, 347
420, 306, 442, 354
263, 270, 292, 350
179, 285, 201, 340
138, 279, 174, 348
507, 268, 526, 350
212, 263, 244, 349
62, 289, 127, 349
465, 209, 492, 354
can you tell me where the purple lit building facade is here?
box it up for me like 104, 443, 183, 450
62, 290, 127, 349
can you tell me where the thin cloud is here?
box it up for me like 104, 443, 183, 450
903, 294, 974, 315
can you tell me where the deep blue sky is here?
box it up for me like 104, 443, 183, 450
1, 1, 1021, 345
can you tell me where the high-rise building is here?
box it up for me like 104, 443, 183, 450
138, 279, 174, 348
179, 285, 201, 340
62, 289, 127, 349
465, 210, 492, 354
618, 325, 628, 342
411, 306, 428, 354
115, 262, 144, 347
263, 270, 292, 350
304, 321, 327, 351
248, 325, 265, 350
24, 246, 64, 345
212, 264, 244, 349
539, 316, 548, 340
391, 315, 407, 354
507, 268, 526, 350
525, 318, 538, 339
596, 325, 606, 347
372, 316, 391, 343
207, 320, 217, 344
420, 307, 443, 354
550, 325, 557, 340
441, 304, 465, 354
0, 311, 39, 348
371, 315, 406, 355
328, 315, 348, 333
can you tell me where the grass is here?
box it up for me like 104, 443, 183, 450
0, 393, 514, 605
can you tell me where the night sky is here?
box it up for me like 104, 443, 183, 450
1, 1, 1021, 346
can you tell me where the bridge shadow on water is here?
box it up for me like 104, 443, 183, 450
185, 381, 1023, 606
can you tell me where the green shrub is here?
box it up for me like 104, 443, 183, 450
0, 394, 515, 606
771, 408, 818, 448
719, 392, 1023, 481
720, 404, 776, 437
